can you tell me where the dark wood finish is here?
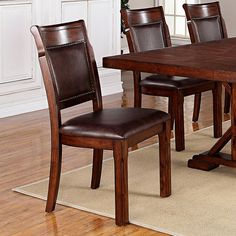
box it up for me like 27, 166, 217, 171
223, 81, 231, 114
158, 121, 171, 197
188, 153, 236, 170
188, 154, 219, 171
103, 37, 236, 171
188, 127, 232, 171
31, 20, 171, 226
103, 39, 236, 82
113, 141, 129, 226
231, 83, 236, 160
91, 149, 103, 189
192, 93, 201, 122
121, 6, 222, 151
224, 89, 231, 113
183, 1, 230, 114
209, 127, 231, 155
0, 71, 229, 235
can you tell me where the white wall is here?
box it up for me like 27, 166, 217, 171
200, 0, 236, 37
129, 0, 156, 9
218, 0, 236, 37
0, 0, 122, 118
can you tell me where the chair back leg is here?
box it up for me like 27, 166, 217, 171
91, 149, 104, 189
46, 140, 62, 212
133, 71, 142, 107
174, 93, 185, 151
192, 93, 201, 122
224, 88, 231, 113
168, 97, 174, 130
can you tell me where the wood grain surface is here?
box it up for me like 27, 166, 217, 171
0, 72, 229, 236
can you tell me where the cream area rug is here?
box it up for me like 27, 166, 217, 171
14, 121, 236, 236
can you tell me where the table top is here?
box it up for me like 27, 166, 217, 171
103, 37, 236, 83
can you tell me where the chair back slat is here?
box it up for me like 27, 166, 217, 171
31, 20, 102, 111
183, 2, 227, 43
121, 7, 171, 53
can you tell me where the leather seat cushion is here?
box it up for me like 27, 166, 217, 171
140, 74, 213, 90
60, 108, 170, 140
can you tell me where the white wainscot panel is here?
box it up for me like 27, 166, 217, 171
88, 0, 113, 67
0, 4, 32, 85
0, 0, 121, 118
61, 1, 87, 24
99, 68, 122, 96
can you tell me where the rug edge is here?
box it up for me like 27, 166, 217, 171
13, 187, 182, 236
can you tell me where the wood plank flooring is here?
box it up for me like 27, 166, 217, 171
0, 72, 229, 235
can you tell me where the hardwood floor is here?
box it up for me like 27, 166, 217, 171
0, 72, 229, 236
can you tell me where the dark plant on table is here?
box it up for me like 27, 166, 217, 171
121, 0, 129, 9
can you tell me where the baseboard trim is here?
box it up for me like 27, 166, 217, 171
0, 97, 48, 118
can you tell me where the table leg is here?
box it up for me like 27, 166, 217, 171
231, 83, 236, 160
208, 127, 231, 155
187, 83, 236, 171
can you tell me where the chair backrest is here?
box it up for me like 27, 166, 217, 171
121, 6, 171, 53
183, 1, 227, 43
31, 20, 103, 126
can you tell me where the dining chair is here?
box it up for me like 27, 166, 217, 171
121, 6, 222, 152
31, 20, 171, 226
183, 1, 230, 114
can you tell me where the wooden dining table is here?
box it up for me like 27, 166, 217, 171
103, 37, 236, 171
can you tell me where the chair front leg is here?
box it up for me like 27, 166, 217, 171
158, 120, 171, 197
174, 93, 185, 151
224, 86, 231, 114
113, 141, 129, 226
91, 149, 103, 189
133, 71, 142, 107
46, 136, 62, 212
168, 97, 174, 130
212, 82, 222, 138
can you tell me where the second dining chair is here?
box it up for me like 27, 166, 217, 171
183, 1, 230, 114
31, 20, 171, 226
121, 6, 222, 151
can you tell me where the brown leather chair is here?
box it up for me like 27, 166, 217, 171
183, 1, 230, 114
121, 6, 222, 151
31, 20, 171, 226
